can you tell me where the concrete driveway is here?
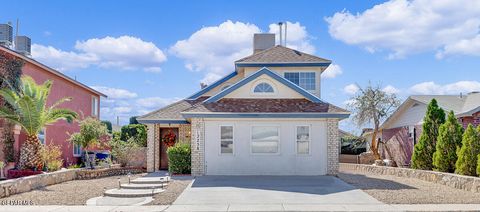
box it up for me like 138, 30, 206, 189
174, 176, 381, 206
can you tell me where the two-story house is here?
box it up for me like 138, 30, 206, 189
138, 34, 349, 176
0, 45, 106, 166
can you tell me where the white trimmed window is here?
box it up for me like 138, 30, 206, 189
253, 82, 274, 93
91, 96, 98, 117
251, 126, 279, 154
73, 144, 82, 157
38, 129, 46, 145
296, 126, 310, 154
220, 126, 233, 154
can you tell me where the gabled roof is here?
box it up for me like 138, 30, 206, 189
0, 45, 106, 97
204, 67, 323, 103
186, 71, 237, 100
381, 92, 480, 129
183, 98, 348, 114
235, 45, 331, 66
137, 97, 208, 123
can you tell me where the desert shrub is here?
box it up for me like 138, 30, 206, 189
39, 143, 63, 172
67, 164, 82, 169
167, 142, 191, 174
455, 124, 480, 176
109, 138, 140, 167
120, 124, 147, 147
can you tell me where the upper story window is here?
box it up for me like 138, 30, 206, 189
284, 72, 316, 91
91, 96, 98, 117
253, 82, 274, 93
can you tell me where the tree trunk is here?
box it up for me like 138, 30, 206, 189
371, 127, 381, 160
18, 135, 42, 170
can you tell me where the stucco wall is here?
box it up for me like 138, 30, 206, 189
19, 62, 101, 166
202, 118, 328, 175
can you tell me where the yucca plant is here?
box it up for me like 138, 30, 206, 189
0, 76, 77, 170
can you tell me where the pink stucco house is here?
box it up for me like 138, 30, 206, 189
0, 45, 106, 166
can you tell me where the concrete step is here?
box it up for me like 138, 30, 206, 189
130, 176, 170, 184
120, 183, 167, 189
104, 188, 164, 198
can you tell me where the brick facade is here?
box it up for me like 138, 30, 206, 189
146, 124, 155, 172
327, 119, 340, 175
190, 118, 205, 176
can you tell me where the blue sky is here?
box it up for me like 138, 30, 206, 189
2, 0, 480, 133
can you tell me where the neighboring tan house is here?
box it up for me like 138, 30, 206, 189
138, 33, 350, 176
379, 92, 480, 167
0, 45, 106, 166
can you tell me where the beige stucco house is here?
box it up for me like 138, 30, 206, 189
138, 34, 350, 176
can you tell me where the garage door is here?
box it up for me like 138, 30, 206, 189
203, 119, 328, 175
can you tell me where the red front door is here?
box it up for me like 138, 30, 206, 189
159, 128, 178, 170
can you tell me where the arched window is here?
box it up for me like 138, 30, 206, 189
253, 82, 274, 93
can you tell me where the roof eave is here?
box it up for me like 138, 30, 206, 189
181, 112, 350, 119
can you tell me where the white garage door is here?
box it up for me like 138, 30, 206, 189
204, 119, 328, 175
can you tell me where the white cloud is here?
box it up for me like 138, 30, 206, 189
344, 83, 359, 95
322, 64, 343, 79
409, 81, 480, 95
171, 20, 316, 84
326, 0, 480, 58
90, 86, 138, 99
437, 35, 480, 58
136, 97, 180, 109
382, 85, 400, 94
31, 44, 97, 71
32, 36, 166, 72
113, 106, 132, 114
268, 21, 315, 54
170, 20, 261, 84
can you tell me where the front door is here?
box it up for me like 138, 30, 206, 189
159, 128, 179, 170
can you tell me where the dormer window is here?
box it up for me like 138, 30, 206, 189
253, 82, 274, 93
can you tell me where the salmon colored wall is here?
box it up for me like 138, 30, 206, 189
16, 62, 101, 166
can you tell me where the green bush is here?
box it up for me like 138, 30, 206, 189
109, 139, 140, 167
167, 142, 191, 174
411, 99, 445, 170
455, 124, 480, 176
120, 124, 147, 147
102, 120, 113, 133
477, 154, 480, 177
432, 111, 463, 173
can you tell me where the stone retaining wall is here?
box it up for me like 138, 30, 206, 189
0, 167, 145, 198
340, 163, 480, 193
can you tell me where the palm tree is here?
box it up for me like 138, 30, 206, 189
0, 76, 77, 170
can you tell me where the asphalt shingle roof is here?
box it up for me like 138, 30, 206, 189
137, 97, 208, 121
235, 45, 331, 64
183, 98, 348, 114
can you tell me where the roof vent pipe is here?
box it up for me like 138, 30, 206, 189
284, 22, 287, 46
278, 22, 283, 46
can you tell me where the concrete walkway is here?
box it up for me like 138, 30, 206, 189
1, 204, 480, 211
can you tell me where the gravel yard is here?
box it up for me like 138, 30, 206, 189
338, 170, 480, 204
0, 173, 145, 205
147, 177, 192, 205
